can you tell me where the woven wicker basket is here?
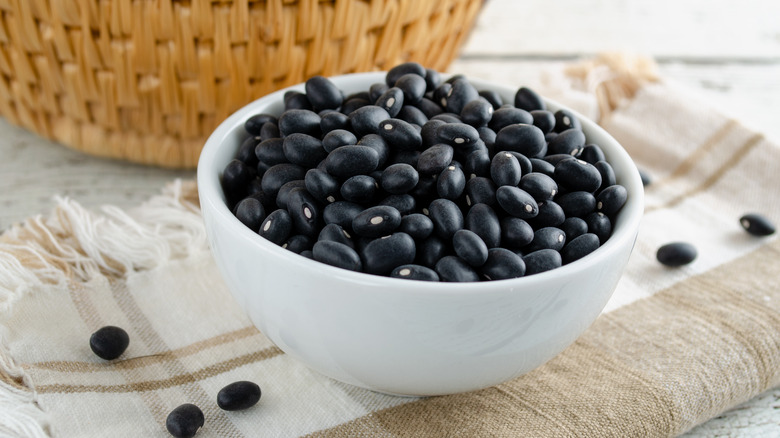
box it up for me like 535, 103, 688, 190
0, 0, 482, 168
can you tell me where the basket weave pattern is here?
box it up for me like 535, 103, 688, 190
0, 0, 481, 168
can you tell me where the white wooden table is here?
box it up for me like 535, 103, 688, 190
2, 0, 778, 435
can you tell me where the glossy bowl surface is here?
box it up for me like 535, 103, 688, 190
197, 72, 644, 396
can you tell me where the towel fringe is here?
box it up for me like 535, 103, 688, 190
0, 179, 206, 437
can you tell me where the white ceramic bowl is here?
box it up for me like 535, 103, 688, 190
197, 72, 644, 396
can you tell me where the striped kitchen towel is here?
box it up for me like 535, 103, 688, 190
1, 57, 778, 437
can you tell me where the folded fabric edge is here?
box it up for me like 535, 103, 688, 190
0, 179, 206, 438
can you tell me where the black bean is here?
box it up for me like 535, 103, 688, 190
318, 223, 354, 247
416, 235, 449, 268
435, 255, 480, 282
395, 106, 426, 128
283, 234, 313, 254
452, 229, 489, 267
547, 128, 586, 156
305, 75, 343, 112
361, 232, 416, 275
322, 201, 364, 231
275, 179, 308, 210
596, 185, 628, 215
341, 97, 370, 114
478, 89, 503, 109
420, 119, 446, 148
431, 112, 462, 124
424, 68, 441, 91
324, 145, 379, 178
312, 240, 363, 271
286, 188, 321, 238
381, 163, 419, 194
465, 203, 501, 248
254, 138, 287, 168
284, 91, 313, 111
282, 133, 327, 168
578, 144, 605, 164
477, 126, 497, 150
554, 159, 602, 193
278, 109, 320, 137
245, 113, 278, 136
379, 194, 417, 215
237, 136, 261, 166
261, 163, 307, 199
348, 105, 391, 137
391, 264, 440, 281
490, 152, 522, 187
530, 157, 556, 177
481, 247, 526, 280
556, 191, 596, 218
639, 168, 652, 186
543, 153, 577, 167
463, 148, 491, 179
529, 201, 566, 228
585, 212, 612, 244
259, 121, 280, 141
553, 109, 581, 133
443, 78, 479, 114
437, 165, 466, 200
352, 205, 402, 238
340, 175, 377, 204
166, 404, 204, 438
386, 62, 426, 86
417, 143, 454, 175
518, 172, 558, 202
523, 249, 562, 275
217, 381, 262, 411
460, 98, 493, 127
487, 107, 533, 132
494, 124, 546, 158
89, 326, 129, 360
222, 159, 254, 204
594, 160, 617, 192
321, 111, 349, 133
234, 197, 266, 231
500, 216, 534, 249
415, 97, 443, 119
374, 87, 404, 117
369, 82, 390, 103
427, 198, 464, 240
378, 118, 423, 151
394, 73, 427, 105
656, 242, 697, 267
300, 250, 314, 259
436, 122, 480, 149
304, 168, 340, 204
259, 209, 293, 245
524, 227, 566, 252
399, 213, 434, 240
530, 110, 555, 134
496, 186, 539, 218
357, 134, 390, 168
322, 129, 357, 153
560, 217, 589, 241
465, 176, 497, 207
739, 213, 776, 236
514, 87, 546, 111
561, 233, 600, 264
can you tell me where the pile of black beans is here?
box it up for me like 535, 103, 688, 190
221, 62, 628, 282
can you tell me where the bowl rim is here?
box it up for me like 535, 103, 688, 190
197, 71, 644, 293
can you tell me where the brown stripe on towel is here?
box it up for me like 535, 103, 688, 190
34, 346, 284, 394
646, 132, 765, 213
25, 326, 260, 372
310, 238, 780, 438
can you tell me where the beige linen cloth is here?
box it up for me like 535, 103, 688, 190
1, 56, 779, 437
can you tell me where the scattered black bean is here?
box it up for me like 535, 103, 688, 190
217, 381, 262, 411
656, 242, 697, 267
166, 404, 204, 438
89, 326, 129, 360
739, 213, 776, 236
639, 168, 652, 186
